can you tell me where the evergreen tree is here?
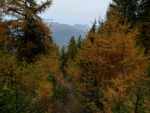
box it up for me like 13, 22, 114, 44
138, 0, 150, 54
89, 20, 97, 33
88, 20, 97, 44
67, 36, 78, 60
97, 20, 104, 34
77, 35, 82, 49
110, 0, 139, 23
60, 46, 68, 75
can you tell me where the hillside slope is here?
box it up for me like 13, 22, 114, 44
49, 22, 88, 46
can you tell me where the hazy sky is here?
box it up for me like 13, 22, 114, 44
41, 0, 111, 25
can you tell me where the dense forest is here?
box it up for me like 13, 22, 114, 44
0, 0, 150, 113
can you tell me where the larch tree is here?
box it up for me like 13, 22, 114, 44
110, 0, 150, 54
0, 0, 53, 62
69, 6, 148, 113
0, 1, 62, 113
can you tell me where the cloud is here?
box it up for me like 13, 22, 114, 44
41, 0, 111, 25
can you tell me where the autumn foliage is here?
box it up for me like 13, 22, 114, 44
0, 0, 150, 113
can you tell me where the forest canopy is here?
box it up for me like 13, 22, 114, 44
0, 0, 150, 113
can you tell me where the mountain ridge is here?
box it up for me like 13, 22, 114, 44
48, 22, 89, 46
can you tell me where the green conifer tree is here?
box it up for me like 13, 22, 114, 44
138, 0, 150, 54
110, 0, 139, 23
67, 36, 78, 60
60, 46, 68, 75
77, 35, 82, 49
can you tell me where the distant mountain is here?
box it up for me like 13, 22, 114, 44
49, 22, 89, 46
